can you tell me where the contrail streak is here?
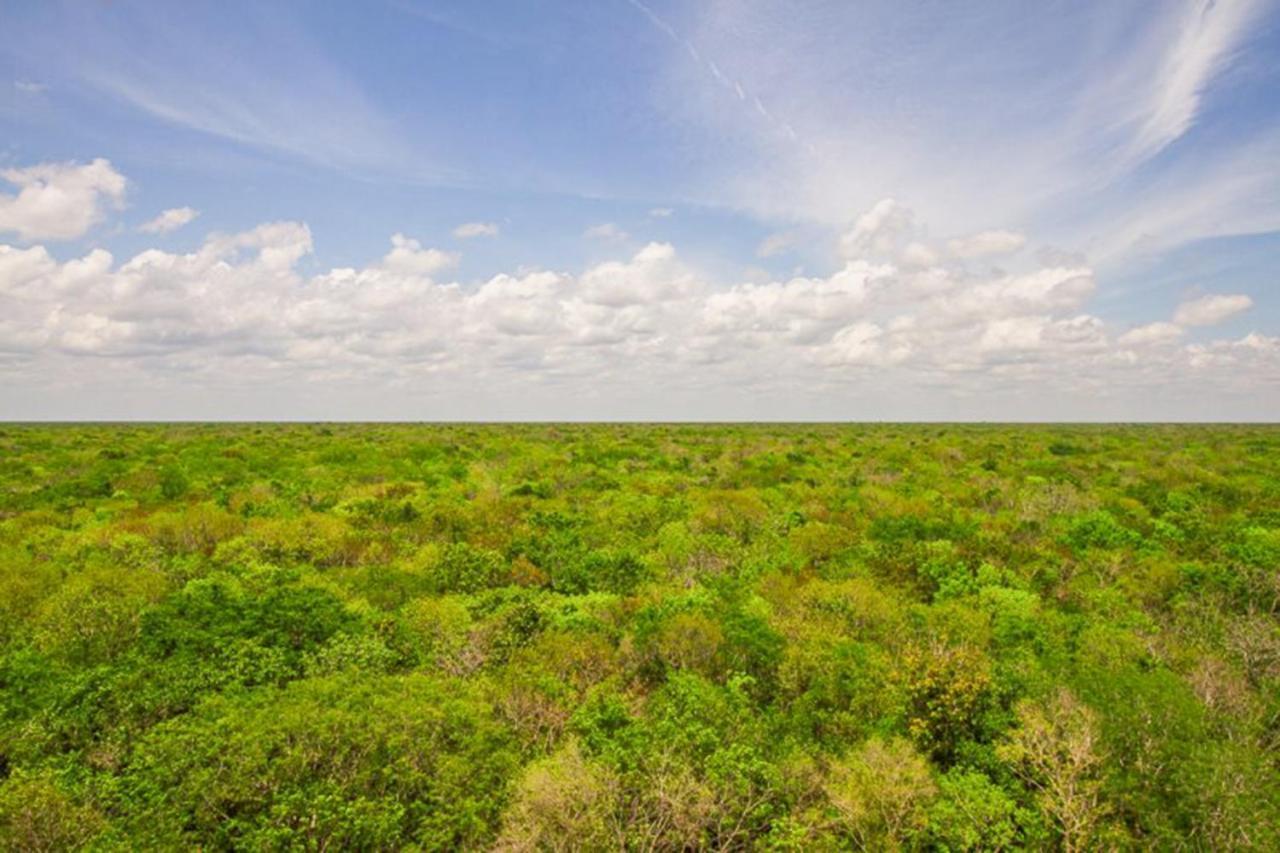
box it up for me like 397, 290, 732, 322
622, 0, 810, 152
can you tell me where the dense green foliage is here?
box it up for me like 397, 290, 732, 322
1, 423, 1278, 850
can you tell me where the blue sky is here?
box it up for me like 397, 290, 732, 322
1, 0, 1278, 419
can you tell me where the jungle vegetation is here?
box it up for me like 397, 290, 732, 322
0, 423, 1277, 850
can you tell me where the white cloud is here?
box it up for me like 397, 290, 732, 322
452, 221, 499, 239
1186, 331, 1280, 370
14, 80, 47, 94
947, 230, 1027, 259
380, 233, 458, 276
700, 261, 889, 348
579, 242, 691, 307
1173, 293, 1253, 326
899, 242, 940, 269
1119, 321, 1183, 346
200, 221, 315, 272
139, 206, 199, 234
977, 316, 1047, 354
649, 207, 674, 218
0, 159, 127, 241
584, 222, 629, 241
821, 321, 910, 367
840, 198, 914, 258
1, 198, 1274, 418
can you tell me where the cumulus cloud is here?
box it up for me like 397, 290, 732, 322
839, 198, 914, 258
452, 221, 499, 239
201, 221, 315, 272
380, 233, 458, 276
1, 197, 1274, 417
1119, 321, 1183, 346
1173, 293, 1253, 326
0, 159, 127, 241
139, 206, 199, 234
700, 260, 891, 350
899, 242, 940, 269
579, 242, 693, 308
584, 222, 629, 241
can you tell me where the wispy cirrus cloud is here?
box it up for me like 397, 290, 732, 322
10, 3, 415, 176
644, 0, 1277, 269
1117, 0, 1267, 168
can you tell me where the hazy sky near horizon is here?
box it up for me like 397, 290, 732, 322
1, 0, 1279, 420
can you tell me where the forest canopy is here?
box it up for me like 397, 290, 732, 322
0, 423, 1277, 849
